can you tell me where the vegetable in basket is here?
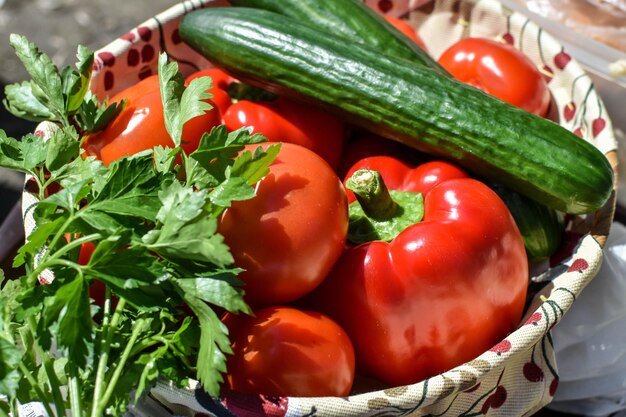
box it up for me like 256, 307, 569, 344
0, 34, 281, 416
178, 7, 614, 215
306, 156, 529, 386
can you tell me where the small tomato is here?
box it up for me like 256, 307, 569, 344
83, 74, 222, 165
223, 306, 355, 397
438, 37, 551, 116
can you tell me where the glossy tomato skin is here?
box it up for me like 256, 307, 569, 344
83, 74, 222, 165
223, 306, 355, 397
218, 142, 348, 307
309, 156, 528, 386
223, 96, 346, 170
438, 37, 551, 116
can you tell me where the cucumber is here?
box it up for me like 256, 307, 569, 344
491, 184, 564, 261
230, 0, 569, 244
228, 0, 445, 74
179, 7, 614, 214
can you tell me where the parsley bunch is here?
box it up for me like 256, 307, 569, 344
0, 35, 278, 417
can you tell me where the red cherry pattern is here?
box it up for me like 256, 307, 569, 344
592, 117, 606, 137
481, 385, 507, 414
502, 33, 514, 45
563, 102, 576, 122
568, 258, 589, 273
550, 378, 559, 396
378, 0, 393, 13
489, 340, 512, 355
554, 51, 572, 70
524, 312, 542, 326
523, 362, 544, 382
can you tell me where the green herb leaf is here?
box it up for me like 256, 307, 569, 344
86, 154, 162, 221
182, 292, 230, 397
3, 81, 56, 122
0, 336, 21, 396
43, 275, 93, 369
76, 93, 126, 133
9, 34, 65, 122
64, 45, 94, 113
158, 53, 213, 146
45, 126, 81, 171
143, 180, 233, 267
177, 273, 249, 315
0, 130, 48, 173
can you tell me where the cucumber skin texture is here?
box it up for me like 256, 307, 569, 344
179, 8, 614, 215
491, 184, 564, 261
228, 0, 445, 74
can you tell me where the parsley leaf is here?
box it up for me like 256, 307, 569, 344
158, 53, 213, 146
8, 34, 65, 122
0, 130, 48, 173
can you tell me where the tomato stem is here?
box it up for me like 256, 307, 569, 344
346, 169, 398, 220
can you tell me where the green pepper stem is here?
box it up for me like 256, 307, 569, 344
345, 169, 398, 220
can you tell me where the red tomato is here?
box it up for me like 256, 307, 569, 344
384, 15, 428, 50
83, 74, 222, 165
438, 37, 551, 116
223, 306, 355, 397
223, 96, 346, 170
217, 142, 348, 307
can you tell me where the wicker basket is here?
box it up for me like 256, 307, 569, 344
22, 0, 619, 415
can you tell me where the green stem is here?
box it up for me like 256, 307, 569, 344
17, 361, 57, 417
27, 316, 66, 417
95, 316, 146, 417
345, 169, 398, 219
90, 296, 126, 417
68, 365, 83, 417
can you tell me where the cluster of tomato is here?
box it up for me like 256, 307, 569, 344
80, 22, 551, 397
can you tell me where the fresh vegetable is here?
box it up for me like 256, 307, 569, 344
307, 156, 528, 386
223, 96, 346, 169
83, 74, 222, 165
491, 184, 564, 261
0, 34, 280, 416
187, 66, 346, 169
217, 142, 348, 307
438, 37, 551, 117
178, 7, 614, 215
228, 0, 443, 73
223, 306, 355, 397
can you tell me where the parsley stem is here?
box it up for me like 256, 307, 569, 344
68, 363, 83, 417
17, 361, 56, 417
90, 296, 126, 417
27, 316, 66, 417
96, 316, 146, 417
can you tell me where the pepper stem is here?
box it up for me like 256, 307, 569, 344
345, 169, 398, 220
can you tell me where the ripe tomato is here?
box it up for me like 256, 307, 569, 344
83, 74, 222, 165
438, 37, 551, 117
217, 142, 348, 307
223, 306, 355, 397
384, 15, 427, 50
223, 97, 346, 170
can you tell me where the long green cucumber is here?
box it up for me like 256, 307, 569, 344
230, 0, 569, 250
179, 7, 614, 214
228, 0, 445, 74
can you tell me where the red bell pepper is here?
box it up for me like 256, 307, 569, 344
186, 67, 347, 170
310, 156, 529, 386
